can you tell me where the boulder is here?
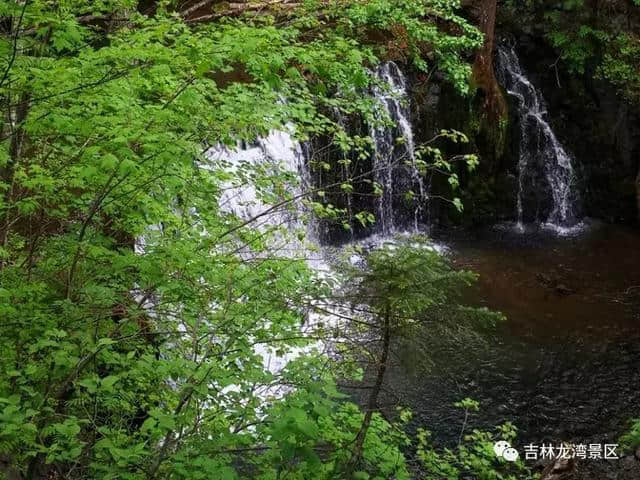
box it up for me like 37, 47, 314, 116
540, 458, 576, 480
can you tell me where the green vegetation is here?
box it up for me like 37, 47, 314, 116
506, 0, 640, 104
1, 0, 636, 479
417, 420, 536, 480
0, 1, 508, 479
329, 239, 503, 476
621, 419, 640, 453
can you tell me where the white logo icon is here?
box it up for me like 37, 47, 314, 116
494, 441, 519, 462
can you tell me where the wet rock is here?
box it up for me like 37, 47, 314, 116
541, 458, 576, 480
617, 455, 640, 480
555, 284, 574, 296
536, 272, 553, 286
635, 446, 640, 460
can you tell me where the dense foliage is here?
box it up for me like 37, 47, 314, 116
6, 0, 629, 478
0, 1, 497, 479
503, 0, 640, 104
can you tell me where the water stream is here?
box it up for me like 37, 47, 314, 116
496, 45, 581, 231
370, 62, 427, 234
204, 61, 430, 379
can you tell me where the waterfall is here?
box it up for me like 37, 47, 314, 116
208, 129, 309, 231
496, 45, 580, 231
206, 62, 427, 249
370, 62, 426, 234
202, 62, 434, 377
206, 130, 331, 375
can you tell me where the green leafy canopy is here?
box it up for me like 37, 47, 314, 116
0, 1, 487, 478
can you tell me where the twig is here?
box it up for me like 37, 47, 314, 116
549, 57, 562, 89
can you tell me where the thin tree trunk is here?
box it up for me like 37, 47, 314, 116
0, 93, 30, 269
346, 307, 391, 474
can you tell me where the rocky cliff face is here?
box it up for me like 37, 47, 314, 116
409, 68, 517, 228
513, 33, 640, 224
409, 31, 639, 228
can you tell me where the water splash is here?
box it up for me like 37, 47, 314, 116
496, 45, 580, 231
204, 118, 444, 381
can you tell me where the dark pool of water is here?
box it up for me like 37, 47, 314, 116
384, 221, 640, 449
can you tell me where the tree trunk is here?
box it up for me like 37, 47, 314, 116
0, 93, 30, 269
471, 0, 507, 122
346, 307, 391, 474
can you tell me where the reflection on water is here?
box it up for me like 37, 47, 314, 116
385, 222, 640, 448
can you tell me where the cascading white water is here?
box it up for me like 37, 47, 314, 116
496, 45, 580, 231
206, 130, 332, 375
209, 129, 309, 230
370, 62, 426, 234
203, 61, 436, 376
